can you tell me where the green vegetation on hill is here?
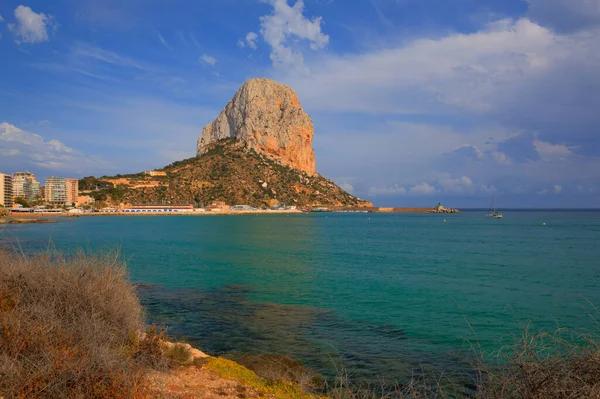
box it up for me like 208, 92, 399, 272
83, 139, 371, 207
79, 176, 114, 191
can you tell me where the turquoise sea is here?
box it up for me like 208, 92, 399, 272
2, 211, 600, 384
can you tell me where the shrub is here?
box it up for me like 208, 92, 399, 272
0, 250, 165, 398
475, 325, 600, 399
164, 343, 193, 367
323, 323, 600, 399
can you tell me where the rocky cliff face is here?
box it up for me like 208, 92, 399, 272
197, 78, 316, 175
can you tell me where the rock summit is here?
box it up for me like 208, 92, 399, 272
197, 78, 316, 175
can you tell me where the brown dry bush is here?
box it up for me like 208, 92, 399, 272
475, 324, 600, 399
326, 361, 461, 399
0, 250, 167, 399
327, 323, 600, 399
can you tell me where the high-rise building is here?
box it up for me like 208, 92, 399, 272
66, 178, 79, 206
0, 173, 13, 208
31, 181, 41, 200
12, 172, 40, 202
44, 177, 79, 206
45, 177, 67, 206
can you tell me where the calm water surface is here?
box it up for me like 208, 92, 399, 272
2, 211, 599, 382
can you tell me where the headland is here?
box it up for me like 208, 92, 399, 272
2, 78, 461, 216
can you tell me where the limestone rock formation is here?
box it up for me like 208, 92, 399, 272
197, 78, 316, 175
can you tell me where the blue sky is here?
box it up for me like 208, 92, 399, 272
1, 0, 599, 207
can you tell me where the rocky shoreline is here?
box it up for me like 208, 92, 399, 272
427, 207, 460, 214
0, 218, 57, 224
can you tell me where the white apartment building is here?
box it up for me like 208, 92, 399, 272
12, 172, 40, 202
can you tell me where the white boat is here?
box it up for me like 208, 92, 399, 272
485, 195, 503, 219
486, 211, 503, 219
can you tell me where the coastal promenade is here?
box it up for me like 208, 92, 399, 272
0, 206, 460, 222
0, 209, 303, 222
0, 205, 462, 225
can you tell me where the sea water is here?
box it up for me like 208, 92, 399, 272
2, 211, 599, 383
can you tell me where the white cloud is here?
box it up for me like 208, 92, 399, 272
239, 32, 259, 49
409, 183, 436, 196
368, 185, 407, 196
0, 122, 93, 172
190, 32, 201, 49
277, 14, 600, 203
0, 149, 21, 156
315, 116, 600, 201
199, 54, 217, 66
438, 175, 474, 194
246, 32, 258, 49
533, 138, 575, 160
283, 17, 600, 132
538, 188, 549, 195
455, 145, 483, 159
368, 178, 477, 197
0, 14, 4, 22
157, 32, 171, 50
554, 184, 563, 193
8, 5, 54, 44
492, 151, 511, 165
339, 182, 354, 194
291, 18, 560, 112
73, 42, 145, 69
259, 0, 329, 73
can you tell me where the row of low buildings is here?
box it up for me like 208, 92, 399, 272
0, 172, 80, 208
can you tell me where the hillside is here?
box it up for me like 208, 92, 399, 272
81, 139, 372, 208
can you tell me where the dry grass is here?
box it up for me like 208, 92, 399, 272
323, 323, 600, 399
475, 324, 600, 399
0, 250, 167, 399
324, 361, 458, 399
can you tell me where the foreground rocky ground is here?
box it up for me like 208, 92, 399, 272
146, 359, 263, 399
145, 350, 320, 399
